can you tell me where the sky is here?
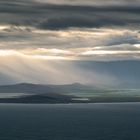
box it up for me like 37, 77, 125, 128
0, 0, 140, 86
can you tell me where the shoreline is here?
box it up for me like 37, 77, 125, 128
0, 101, 140, 105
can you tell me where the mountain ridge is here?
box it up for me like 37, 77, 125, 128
0, 82, 92, 94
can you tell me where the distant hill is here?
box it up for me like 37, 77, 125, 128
0, 83, 93, 94
0, 83, 93, 103
0, 83, 140, 104
0, 93, 77, 104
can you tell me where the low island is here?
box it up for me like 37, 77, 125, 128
0, 83, 140, 104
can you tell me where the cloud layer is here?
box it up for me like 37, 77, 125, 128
0, 0, 140, 86
0, 27, 140, 61
0, 0, 140, 29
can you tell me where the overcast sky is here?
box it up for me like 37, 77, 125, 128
0, 0, 140, 86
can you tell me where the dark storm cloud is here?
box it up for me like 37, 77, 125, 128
0, 0, 38, 13
0, 0, 140, 29
104, 32, 140, 46
38, 16, 128, 30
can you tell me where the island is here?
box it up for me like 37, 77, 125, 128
0, 83, 140, 104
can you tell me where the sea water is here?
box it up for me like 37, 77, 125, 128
0, 103, 140, 140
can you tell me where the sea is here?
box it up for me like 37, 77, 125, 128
0, 103, 140, 140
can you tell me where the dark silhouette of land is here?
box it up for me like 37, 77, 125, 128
0, 83, 90, 94
0, 83, 140, 104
